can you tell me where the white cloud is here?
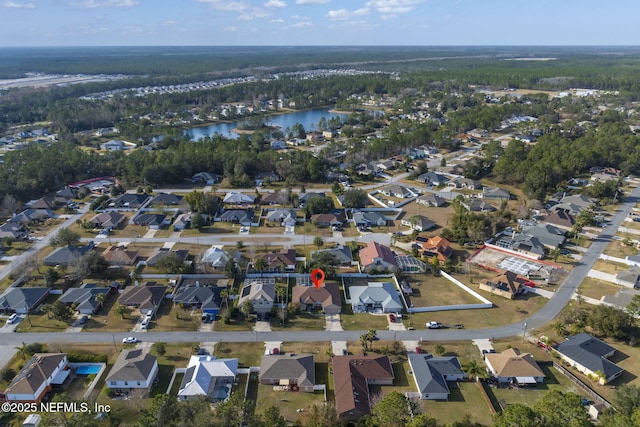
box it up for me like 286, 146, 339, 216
380, 13, 397, 20
366, 0, 424, 14
292, 20, 312, 27
270, 18, 285, 23
164, 20, 176, 25
265, 0, 285, 7
237, 7, 270, 20
295, 0, 329, 4
223, 26, 238, 32
5, 1, 35, 8
194, 0, 248, 12
326, 7, 369, 21
70, 0, 139, 8
123, 26, 144, 33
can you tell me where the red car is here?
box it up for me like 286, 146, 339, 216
389, 314, 395, 323
415, 347, 423, 354
272, 348, 280, 355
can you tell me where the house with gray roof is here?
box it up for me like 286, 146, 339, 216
259, 354, 315, 392
417, 172, 448, 186
172, 280, 224, 317
59, 283, 110, 314
408, 353, 466, 400
380, 185, 416, 199
401, 215, 435, 232
201, 246, 232, 269
615, 267, 640, 288
118, 282, 167, 314
0, 287, 49, 314
349, 282, 403, 313
311, 244, 353, 267
237, 279, 275, 314
492, 232, 546, 260
554, 333, 624, 384
218, 209, 254, 226
131, 213, 167, 229
223, 192, 255, 205
89, 211, 126, 229
8, 209, 55, 225
149, 192, 183, 206
265, 209, 298, 226
353, 211, 387, 228
520, 223, 566, 249
178, 355, 238, 401
0, 222, 28, 241
43, 243, 94, 267
106, 349, 158, 393
461, 199, 496, 212
415, 193, 446, 207
482, 187, 511, 201
111, 193, 150, 209
448, 177, 482, 190
146, 248, 189, 267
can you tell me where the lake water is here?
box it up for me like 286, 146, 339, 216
185, 108, 348, 141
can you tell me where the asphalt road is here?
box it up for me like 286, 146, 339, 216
1, 179, 637, 348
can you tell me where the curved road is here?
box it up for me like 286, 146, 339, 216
1, 184, 638, 347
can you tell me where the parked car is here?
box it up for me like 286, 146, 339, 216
415, 347, 423, 354
388, 314, 395, 323
122, 336, 139, 344
453, 323, 465, 329
78, 315, 88, 325
426, 321, 442, 329
6, 313, 18, 324
272, 348, 280, 355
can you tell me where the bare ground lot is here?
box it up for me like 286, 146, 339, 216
603, 239, 638, 258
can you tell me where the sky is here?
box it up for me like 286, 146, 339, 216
0, 0, 637, 47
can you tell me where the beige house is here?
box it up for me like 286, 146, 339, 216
484, 348, 545, 385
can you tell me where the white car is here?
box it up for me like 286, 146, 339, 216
122, 336, 139, 344
426, 321, 443, 329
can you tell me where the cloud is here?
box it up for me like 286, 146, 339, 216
123, 26, 144, 34
194, 0, 248, 12
292, 20, 312, 27
237, 7, 270, 20
223, 26, 237, 32
164, 20, 177, 25
264, 0, 285, 7
70, 0, 139, 8
270, 18, 285, 23
295, 0, 329, 4
326, 7, 369, 21
366, 0, 424, 14
5, 1, 35, 8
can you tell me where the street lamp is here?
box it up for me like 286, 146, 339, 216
522, 320, 528, 344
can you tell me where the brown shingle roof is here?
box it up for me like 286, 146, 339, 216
485, 348, 544, 378
5, 353, 66, 396
291, 283, 341, 311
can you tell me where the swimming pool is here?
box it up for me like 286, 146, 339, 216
76, 365, 101, 375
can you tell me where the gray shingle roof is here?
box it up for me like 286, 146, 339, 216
555, 333, 623, 380
408, 353, 464, 395
0, 287, 50, 311
106, 349, 157, 382
259, 354, 315, 388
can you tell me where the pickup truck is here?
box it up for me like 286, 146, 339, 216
426, 321, 442, 329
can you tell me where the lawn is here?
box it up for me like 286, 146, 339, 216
340, 305, 391, 331
578, 277, 620, 300
405, 274, 483, 308
603, 239, 637, 258
592, 259, 628, 275
280, 342, 333, 362
15, 312, 69, 333
254, 380, 326, 423
214, 342, 264, 367
271, 312, 326, 331
425, 381, 495, 426
153, 301, 199, 332
82, 292, 140, 332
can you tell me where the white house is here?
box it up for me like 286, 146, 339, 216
178, 356, 238, 401
3, 353, 69, 403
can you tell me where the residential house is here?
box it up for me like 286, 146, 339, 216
118, 282, 167, 314
353, 211, 387, 228
479, 270, 527, 299
0, 222, 28, 241
461, 199, 496, 213
255, 172, 281, 186
379, 185, 416, 199
400, 215, 435, 232
201, 246, 232, 270
539, 209, 576, 231
376, 160, 395, 171
131, 213, 167, 229
111, 194, 150, 209
332, 355, 394, 420
59, 284, 110, 315
299, 192, 326, 205
8, 209, 55, 225
492, 231, 545, 260
89, 211, 126, 229
173, 212, 210, 231
270, 140, 287, 150
310, 244, 353, 267
292, 283, 341, 314
615, 267, 640, 288
178, 356, 238, 401
484, 348, 545, 385
520, 224, 566, 249
0, 287, 49, 314
408, 353, 466, 400
2, 354, 69, 403
349, 282, 403, 313
146, 248, 189, 267
261, 191, 290, 205
223, 192, 255, 205
554, 333, 624, 385
102, 246, 139, 266
28, 196, 65, 210
149, 192, 183, 206
448, 178, 482, 190
325, 171, 349, 183
106, 349, 158, 394
358, 241, 397, 273
43, 243, 94, 267
310, 212, 344, 228
482, 187, 511, 201
416, 235, 452, 265
237, 279, 275, 314
417, 172, 448, 186
218, 209, 254, 226
415, 193, 445, 207
253, 249, 297, 273
266, 209, 298, 226
191, 172, 219, 185
259, 354, 315, 392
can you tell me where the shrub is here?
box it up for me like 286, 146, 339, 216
67, 353, 108, 363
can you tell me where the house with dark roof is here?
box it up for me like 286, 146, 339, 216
310, 212, 344, 228
492, 231, 545, 260
349, 282, 403, 313
0, 287, 50, 314
539, 208, 576, 231
178, 356, 237, 401
146, 248, 189, 267
292, 283, 341, 314
358, 241, 397, 273
43, 244, 94, 267
106, 349, 158, 394
417, 172, 448, 186
554, 333, 624, 384
89, 211, 126, 229
253, 249, 297, 273
615, 267, 640, 288
0, 222, 28, 241
310, 244, 353, 267
102, 246, 139, 266
28, 196, 65, 210
448, 178, 482, 190
2, 353, 69, 403
259, 354, 315, 392
416, 193, 446, 207
353, 211, 387, 228
237, 279, 275, 314
408, 353, 465, 400
111, 193, 150, 209
520, 223, 566, 249
131, 213, 167, 229
482, 187, 511, 201
118, 282, 167, 314
149, 192, 183, 206
191, 172, 219, 185
484, 348, 545, 384
332, 355, 394, 420
172, 279, 224, 317
8, 209, 55, 225
299, 192, 326, 204
479, 270, 527, 299
400, 215, 435, 232
461, 199, 496, 213
218, 209, 254, 226
261, 191, 291, 205
59, 283, 110, 315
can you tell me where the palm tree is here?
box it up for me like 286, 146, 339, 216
116, 304, 130, 319
551, 321, 568, 337
463, 359, 487, 382
95, 292, 106, 310
360, 334, 369, 352
254, 257, 268, 272
15, 342, 28, 360
220, 289, 229, 312
40, 303, 52, 319
366, 329, 377, 350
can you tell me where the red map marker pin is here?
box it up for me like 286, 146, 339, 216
311, 269, 325, 289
